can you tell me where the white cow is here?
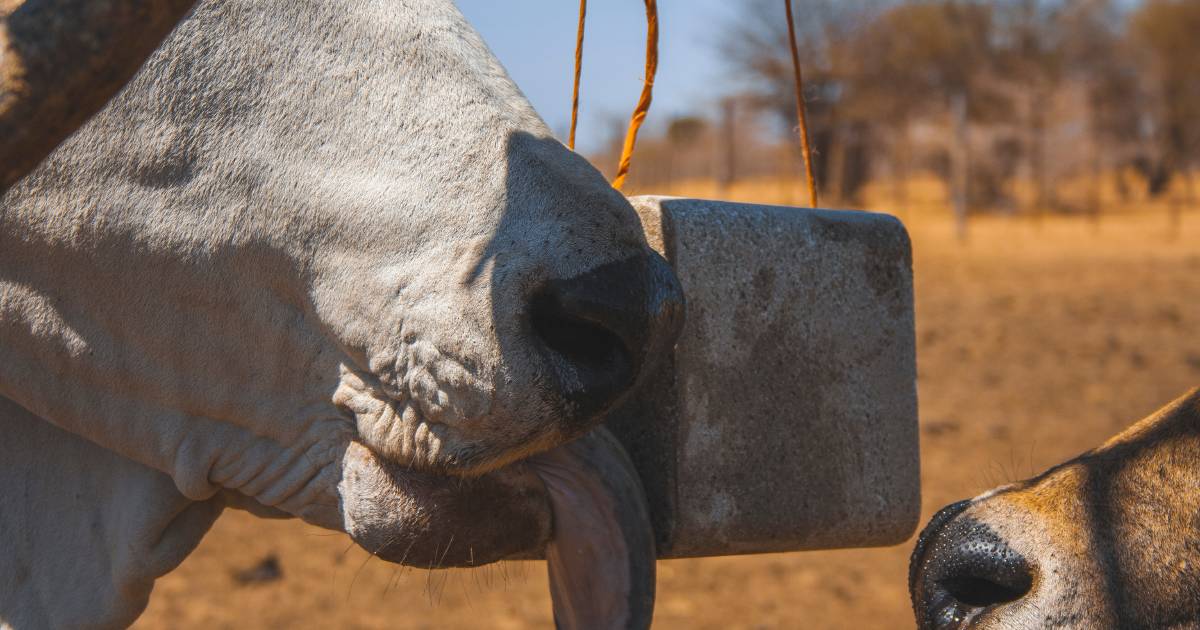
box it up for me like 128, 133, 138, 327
0, 0, 680, 627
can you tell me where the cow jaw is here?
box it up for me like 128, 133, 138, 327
337, 427, 656, 628
1, 393, 656, 629
337, 440, 553, 565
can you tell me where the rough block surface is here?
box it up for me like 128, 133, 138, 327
605, 196, 920, 558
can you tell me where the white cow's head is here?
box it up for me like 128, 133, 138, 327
0, 0, 680, 567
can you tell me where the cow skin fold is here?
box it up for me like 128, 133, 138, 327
1, 391, 655, 628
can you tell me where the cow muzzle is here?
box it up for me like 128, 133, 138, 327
909, 500, 1036, 630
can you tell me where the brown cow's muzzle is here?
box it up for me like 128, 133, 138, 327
909, 500, 1035, 630
910, 389, 1200, 630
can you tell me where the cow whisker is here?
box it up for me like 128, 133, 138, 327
437, 534, 455, 567
384, 538, 420, 595
347, 535, 394, 601
433, 568, 451, 606
456, 571, 475, 610
382, 566, 401, 597
346, 550, 375, 602
469, 556, 484, 594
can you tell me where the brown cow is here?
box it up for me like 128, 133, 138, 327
910, 387, 1200, 629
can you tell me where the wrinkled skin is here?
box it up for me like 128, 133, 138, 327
0, 0, 680, 626
911, 387, 1200, 630
2, 397, 656, 629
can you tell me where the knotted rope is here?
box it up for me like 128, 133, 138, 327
568, 0, 814, 203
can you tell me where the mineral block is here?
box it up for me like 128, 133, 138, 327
603, 196, 920, 558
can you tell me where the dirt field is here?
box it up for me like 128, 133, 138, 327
134, 200, 1200, 629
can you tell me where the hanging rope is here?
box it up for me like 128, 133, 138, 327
611, 0, 658, 191
784, 0, 818, 207
569, 1, 810, 200
567, 0, 587, 150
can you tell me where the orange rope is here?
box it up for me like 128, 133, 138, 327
611, 0, 658, 191
567, 0, 587, 150
784, 0, 818, 207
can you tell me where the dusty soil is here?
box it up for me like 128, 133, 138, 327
134, 207, 1200, 629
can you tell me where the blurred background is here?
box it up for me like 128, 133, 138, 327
134, 1, 1200, 627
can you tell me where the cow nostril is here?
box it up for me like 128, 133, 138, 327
530, 290, 632, 380
530, 253, 683, 427
939, 574, 1030, 608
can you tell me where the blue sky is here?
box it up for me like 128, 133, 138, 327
454, 0, 738, 153
454, 1, 1149, 153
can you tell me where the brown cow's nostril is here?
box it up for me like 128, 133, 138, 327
532, 253, 684, 431
939, 574, 1030, 608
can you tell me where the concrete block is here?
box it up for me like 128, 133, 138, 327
604, 196, 920, 558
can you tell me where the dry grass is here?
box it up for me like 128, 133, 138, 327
135, 182, 1200, 629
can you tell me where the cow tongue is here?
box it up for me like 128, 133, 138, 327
529, 427, 656, 630
339, 427, 655, 629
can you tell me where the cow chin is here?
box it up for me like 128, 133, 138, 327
338, 441, 553, 566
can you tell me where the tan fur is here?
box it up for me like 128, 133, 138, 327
912, 388, 1200, 629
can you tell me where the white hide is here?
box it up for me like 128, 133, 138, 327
0, 398, 219, 629
0, 0, 668, 626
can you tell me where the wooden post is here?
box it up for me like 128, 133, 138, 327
1169, 175, 1182, 241
951, 92, 970, 242
715, 97, 736, 196
1030, 90, 1049, 230
892, 125, 911, 221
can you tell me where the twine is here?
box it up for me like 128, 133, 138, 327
568, 0, 813, 202
784, 0, 819, 207
611, 0, 658, 191
567, 0, 586, 150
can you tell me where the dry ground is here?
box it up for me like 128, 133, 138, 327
135, 197, 1200, 629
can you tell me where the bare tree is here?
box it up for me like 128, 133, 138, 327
848, 1, 1002, 238
1056, 0, 1136, 227
706, 0, 1193, 237
1130, 0, 1200, 236
720, 0, 883, 204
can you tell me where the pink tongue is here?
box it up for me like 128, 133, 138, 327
529, 428, 656, 630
